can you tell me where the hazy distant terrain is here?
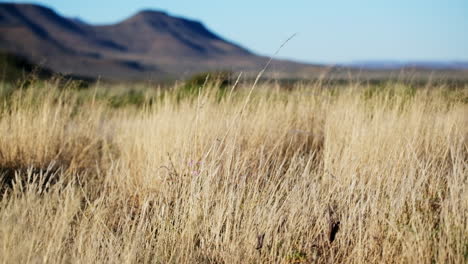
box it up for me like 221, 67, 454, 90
345, 61, 468, 70
1, 3, 467, 82
0, 3, 323, 80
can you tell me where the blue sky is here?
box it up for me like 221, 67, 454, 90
3, 0, 468, 63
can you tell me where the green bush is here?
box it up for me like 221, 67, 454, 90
108, 89, 149, 108
177, 71, 233, 101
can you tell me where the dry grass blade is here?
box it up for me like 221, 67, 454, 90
0, 80, 466, 263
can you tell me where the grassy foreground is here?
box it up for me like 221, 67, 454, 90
0, 80, 467, 263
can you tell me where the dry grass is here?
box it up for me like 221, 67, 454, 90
0, 80, 467, 263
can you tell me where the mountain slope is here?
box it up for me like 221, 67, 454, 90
0, 3, 169, 80
2, 3, 464, 82
0, 3, 293, 80
96, 10, 251, 58
0, 51, 53, 81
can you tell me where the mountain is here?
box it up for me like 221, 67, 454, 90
0, 3, 322, 81
0, 3, 162, 80
0, 3, 466, 82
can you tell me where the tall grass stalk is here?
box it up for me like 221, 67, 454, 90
0, 81, 466, 263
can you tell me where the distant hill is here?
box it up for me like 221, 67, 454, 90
0, 3, 323, 80
0, 3, 466, 81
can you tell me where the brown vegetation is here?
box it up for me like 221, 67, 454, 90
0, 80, 467, 263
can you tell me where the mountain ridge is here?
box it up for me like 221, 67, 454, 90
0, 3, 466, 81
0, 3, 281, 80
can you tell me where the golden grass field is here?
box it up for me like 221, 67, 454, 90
0, 79, 467, 263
